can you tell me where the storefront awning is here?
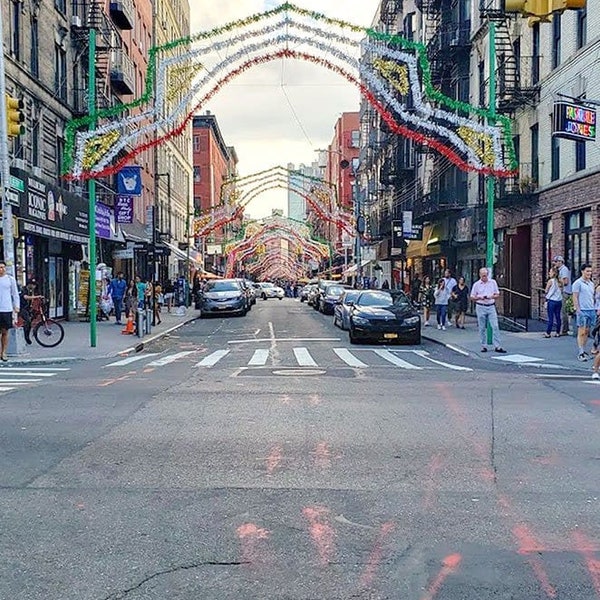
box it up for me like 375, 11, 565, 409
342, 259, 371, 276
164, 242, 203, 266
120, 220, 149, 243
406, 225, 445, 259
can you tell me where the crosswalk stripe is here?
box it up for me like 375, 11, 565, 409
333, 348, 368, 368
372, 349, 422, 369
0, 371, 60, 377
248, 349, 270, 366
412, 350, 473, 372
293, 347, 317, 367
0, 367, 70, 371
0, 387, 16, 392
104, 354, 159, 367
146, 351, 195, 367
195, 349, 231, 367
0, 379, 43, 383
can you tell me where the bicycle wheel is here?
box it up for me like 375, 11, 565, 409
33, 319, 65, 348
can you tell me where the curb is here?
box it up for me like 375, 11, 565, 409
421, 332, 473, 357
115, 315, 199, 357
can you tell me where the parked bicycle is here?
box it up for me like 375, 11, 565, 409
18, 297, 65, 348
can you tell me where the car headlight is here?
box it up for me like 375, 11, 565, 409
404, 316, 420, 325
352, 316, 370, 326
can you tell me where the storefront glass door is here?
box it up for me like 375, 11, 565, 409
48, 256, 65, 318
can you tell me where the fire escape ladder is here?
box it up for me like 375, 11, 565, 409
495, 19, 518, 104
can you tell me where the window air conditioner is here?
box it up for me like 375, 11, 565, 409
71, 15, 82, 28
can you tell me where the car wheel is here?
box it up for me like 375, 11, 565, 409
333, 314, 339, 328
262, 293, 267, 300
411, 333, 422, 344
278, 297, 282, 301
349, 329, 358, 344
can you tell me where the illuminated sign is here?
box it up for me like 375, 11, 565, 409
553, 101, 596, 142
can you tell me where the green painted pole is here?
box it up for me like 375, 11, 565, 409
486, 20, 496, 345
88, 28, 97, 347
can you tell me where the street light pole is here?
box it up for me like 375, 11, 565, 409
486, 19, 497, 344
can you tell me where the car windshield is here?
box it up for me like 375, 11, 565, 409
325, 286, 344, 296
207, 281, 241, 292
261, 283, 275, 288
357, 292, 394, 307
342, 291, 360, 304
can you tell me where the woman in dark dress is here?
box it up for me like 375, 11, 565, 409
451, 276, 469, 329
419, 275, 435, 327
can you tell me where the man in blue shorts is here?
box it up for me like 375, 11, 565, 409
572, 264, 595, 362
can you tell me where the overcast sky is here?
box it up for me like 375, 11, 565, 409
188, 1, 380, 218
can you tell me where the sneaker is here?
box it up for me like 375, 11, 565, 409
578, 353, 588, 362
494, 348, 507, 354
592, 372, 600, 380
441, 326, 446, 331
437, 325, 442, 330
481, 347, 488, 353
424, 321, 430, 327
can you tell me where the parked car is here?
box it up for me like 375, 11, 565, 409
318, 284, 348, 314
333, 289, 361, 330
348, 290, 421, 345
300, 283, 317, 302
254, 282, 284, 300
312, 279, 341, 310
198, 279, 248, 317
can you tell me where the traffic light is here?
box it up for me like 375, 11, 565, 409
5, 95, 24, 137
503, 0, 585, 22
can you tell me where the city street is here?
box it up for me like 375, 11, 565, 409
1, 297, 600, 599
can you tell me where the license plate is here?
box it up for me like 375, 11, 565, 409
384, 333, 398, 339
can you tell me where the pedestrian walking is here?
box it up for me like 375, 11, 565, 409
470, 267, 506, 353
553, 256, 572, 335
153, 281, 163, 325
0, 261, 20, 361
18, 279, 42, 345
419, 275, 435, 327
451, 276, 469, 329
135, 276, 146, 309
410, 273, 422, 303
123, 279, 136, 319
572, 264, 595, 362
433, 278, 451, 330
443, 269, 457, 320
543, 266, 562, 338
108, 271, 127, 325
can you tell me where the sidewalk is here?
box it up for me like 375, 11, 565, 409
7, 309, 198, 364
422, 315, 592, 372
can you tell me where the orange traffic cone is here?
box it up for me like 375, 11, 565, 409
121, 312, 135, 335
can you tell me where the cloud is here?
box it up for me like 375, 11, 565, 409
189, 1, 380, 217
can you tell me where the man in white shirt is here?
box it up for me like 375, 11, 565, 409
0, 261, 20, 361
572, 263, 595, 362
553, 256, 572, 335
470, 267, 506, 353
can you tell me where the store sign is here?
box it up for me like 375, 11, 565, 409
113, 242, 135, 260
95, 202, 112, 239
115, 195, 134, 223
117, 166, 142, 195
391, 220, 404, 255
11, 167, 89, 244
553, 101, 596, 142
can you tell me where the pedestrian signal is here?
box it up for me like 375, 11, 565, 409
5, 95, 25, 137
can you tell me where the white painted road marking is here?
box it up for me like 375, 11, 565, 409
372, 349, 422, 369
104, 354, 159, 367
146, 351, 195, 367
491, 354, 544, 363
411, 350, 473, 372
294, 347, 318, 367
333, 348, 368, 368
195, 350, 231, 367
248, 349, 270, 366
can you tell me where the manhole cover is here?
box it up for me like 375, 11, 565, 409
272, 369, 326, 376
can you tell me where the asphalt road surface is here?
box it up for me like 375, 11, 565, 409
1, 297, 599, 599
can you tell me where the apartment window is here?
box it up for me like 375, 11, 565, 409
512, 134, 520, 164
552, 14, 561, 69
403, 13, 414, 42
350, 130, 360, 148
542, 218, 553, 282
576, 8, 587, 49
551, 136, 560, 181
31, 119, 39, 167
54, 44, 67, 101
532, 23, 540, 84
575, 140, 586, 171
55, 0, 66, 14
566, 209, 591, 271
30, 18, 39, 77
193, 166, 201, 182
193, 135, 201, 152
530, 124, 539, 182
11, 0, 21, 60
478, 61, 485, 105
56, 137, 64, 180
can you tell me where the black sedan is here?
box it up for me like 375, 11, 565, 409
348, 290, 421, 345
